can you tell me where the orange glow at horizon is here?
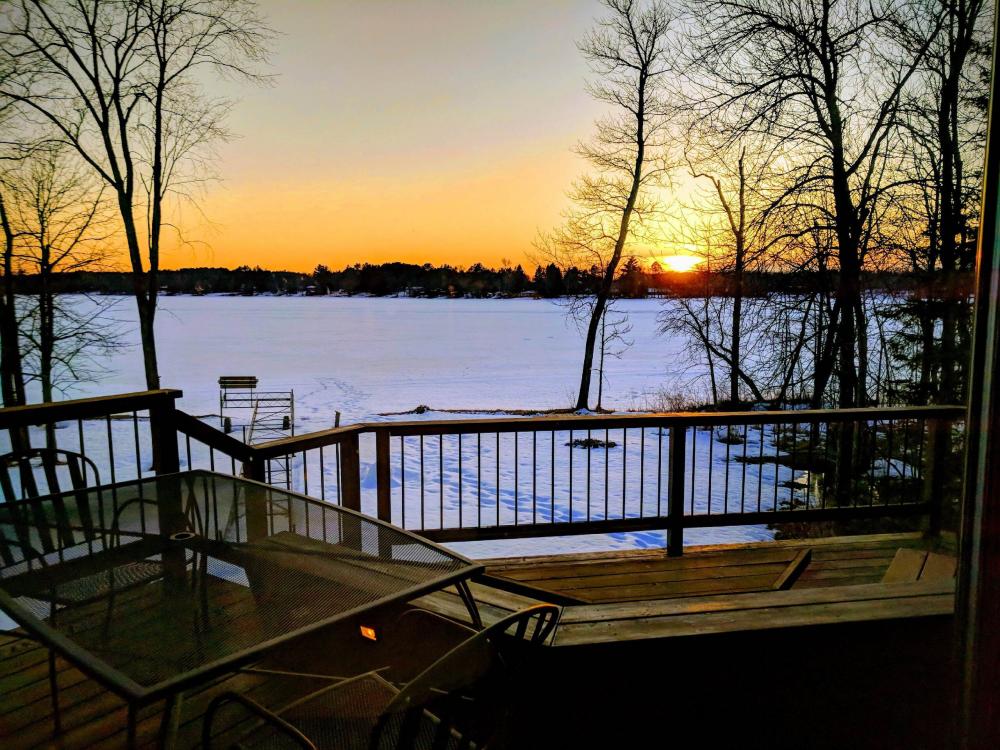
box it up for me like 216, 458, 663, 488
658, 255, 703, 273
142, 1, 606, 273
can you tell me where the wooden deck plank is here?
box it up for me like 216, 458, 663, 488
492, 547, 803, 582
569, 572, 798, 603
556, 579, 956, 624
553, 593, 955, 646
772, 548, 812, 590
920, 552, 957, 581
486, 534, 916, 604
882, 549, 928, 583
516, 561, 795, 592
482, 532, 925, 569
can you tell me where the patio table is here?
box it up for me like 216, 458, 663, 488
0, 470, 484, 748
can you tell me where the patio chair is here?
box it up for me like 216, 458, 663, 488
202, 604, 560, 750
0, 447, 100, 503
0, 448, 200, 736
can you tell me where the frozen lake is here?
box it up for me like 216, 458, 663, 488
61, 294, 697, 423
14, 294, 783, 557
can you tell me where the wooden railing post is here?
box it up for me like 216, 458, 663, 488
340, 433, 362, 512
149, 393, 180, 475
243, 454, 266, 482
375, 429, 392, 523
666, 424, 686, 557
241, 451, 269, 541
922, 418, 948, 538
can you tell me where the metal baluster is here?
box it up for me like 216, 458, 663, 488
605, 427, 610, 519
400, 436, 406, 524
419, 435, 425, 529
514, 432, 519, 525
319, 445, 326, 501
868, 421, 877, 507
773, 422, 781, 512
740, 424, 749, 513
790, 422, 798, 510
640, 427, 646, 518
76, 419, 87, 482
336, 443, 342, 504
568, 429, 573, 522
707, 425, 714, 514
622, 428, 627, 518
458, 433, 463, 527
690, 425, 697, 515
657, 425, 663, 516
586, 429, 591, 522
477, 433, 482, 528
106, 416, 118, 511
724, 425, 732, 513
550, 430, 555, 523
531, 431, 536, 524
439, 434, 444, 528
822, 422, 833, 510
303, 451, 309, 496
756, 423, 765, 512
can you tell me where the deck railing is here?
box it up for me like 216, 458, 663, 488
0, 391, 965, 555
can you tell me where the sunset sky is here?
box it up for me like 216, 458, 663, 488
162, 0, 619, 272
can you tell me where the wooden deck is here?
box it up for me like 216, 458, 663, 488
484, 531, 950, 601
0, 578, 533, 750
0, 533, 956, 748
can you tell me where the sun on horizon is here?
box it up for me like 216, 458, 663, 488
658, 254, 703, 273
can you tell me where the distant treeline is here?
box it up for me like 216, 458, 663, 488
8, 261, 974, 300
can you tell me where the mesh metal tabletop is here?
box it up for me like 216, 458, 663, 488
0, 470, 482, 701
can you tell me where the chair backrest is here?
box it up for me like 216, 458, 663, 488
372, 604, 560, 750
0, 448, 100, 503
0, 449, 102, 568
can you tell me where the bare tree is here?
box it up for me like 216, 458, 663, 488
7, 145, 122, 447
0, 90, 28, 412
0, 0, 271, 389
894, 0, 990, 404
539, 0, 676, 410
688, 0, 943, 408
595, 300, 633, 411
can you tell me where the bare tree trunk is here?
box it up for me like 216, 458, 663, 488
0, 190, 26, 410
576, 93, 646, 410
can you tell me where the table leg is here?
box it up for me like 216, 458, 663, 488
456, 580, 483, 629
127, 703, 138, 750
156, 692, 185, 749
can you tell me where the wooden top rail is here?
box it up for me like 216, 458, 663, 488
0, 390, 183, 429
362, 405, 967, 437
252, 424, 366, 458
172, 410, 257, 462
209, 404, 968, 458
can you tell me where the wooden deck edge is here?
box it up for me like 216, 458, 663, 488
556, 579, 956, 624
482, 532, 926, 568
552, 592, 954, 646
552, 580, 954, 647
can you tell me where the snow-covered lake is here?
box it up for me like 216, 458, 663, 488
76, 294, 695, 422
13, 295, 789, 557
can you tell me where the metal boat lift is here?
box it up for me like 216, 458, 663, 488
218, 376, 295, 489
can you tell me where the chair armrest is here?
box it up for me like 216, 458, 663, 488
202, 691, 318, 750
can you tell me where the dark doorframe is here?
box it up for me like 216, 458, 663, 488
958, 3, 1000, 745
